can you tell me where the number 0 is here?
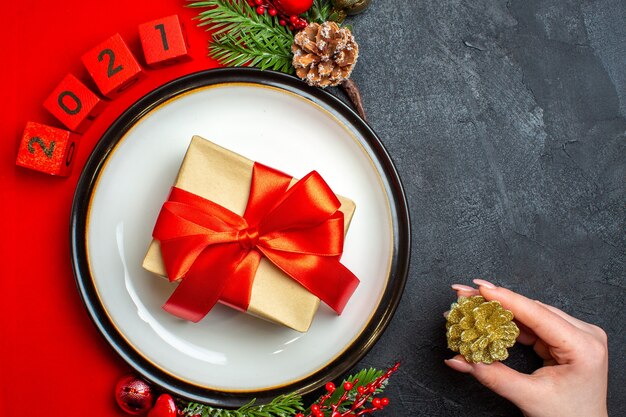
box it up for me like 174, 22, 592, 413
58, 90, 82, 115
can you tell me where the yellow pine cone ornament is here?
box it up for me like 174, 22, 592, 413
446, 296, 519, 364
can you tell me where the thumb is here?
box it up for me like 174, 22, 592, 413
445, 355, 537, 405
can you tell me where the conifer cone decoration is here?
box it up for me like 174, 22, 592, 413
446, 296, 520, 364
292, 21, 359, 87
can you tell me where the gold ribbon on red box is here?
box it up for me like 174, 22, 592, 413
152, 162, 360, 322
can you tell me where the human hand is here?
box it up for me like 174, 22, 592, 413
444, 279, 609, 417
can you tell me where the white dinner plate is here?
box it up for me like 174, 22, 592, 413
71, 68, 410, 407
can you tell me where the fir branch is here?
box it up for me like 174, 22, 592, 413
188, 0, 295, 72
303, 368, 386, 415
210, 31, 294, 72
189, 0, 292, 45
183, 392, 304, 417
180, 365, 396, 417
327, 368, 385, 406
305, 0, 333, 23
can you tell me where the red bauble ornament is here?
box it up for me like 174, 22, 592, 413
271, 0, 313, 15
147, 394, 178, 417
115, 375, 155, 415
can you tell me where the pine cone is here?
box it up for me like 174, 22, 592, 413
292, 21, 359, 88
446, 296, 519, 364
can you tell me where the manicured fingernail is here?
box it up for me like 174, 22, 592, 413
473, 279, 496, 289
444, 358, 473, 373
451, 284, 475, 291
443, 310, 449, 318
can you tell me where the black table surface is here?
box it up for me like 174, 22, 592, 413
342, 1, 626, 416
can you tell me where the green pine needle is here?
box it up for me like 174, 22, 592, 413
183, 392, 304, 417
308, 367, 386, 414
180, 366, 390, 417
187, 0, 295, 73
210, 32, 293, 72
304, 0, 333, 23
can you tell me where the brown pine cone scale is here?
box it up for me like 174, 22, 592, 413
292, 21, 359, 88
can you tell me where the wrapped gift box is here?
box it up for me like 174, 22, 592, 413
143, 136, 356, 332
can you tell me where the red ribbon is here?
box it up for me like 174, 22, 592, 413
152, 162, 360, 322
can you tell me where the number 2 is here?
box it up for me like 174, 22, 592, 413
155, 23, 169, 51
98, 48, 123, 77
28, 137, 56, 158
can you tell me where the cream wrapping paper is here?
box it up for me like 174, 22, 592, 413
143, 135, 356, 332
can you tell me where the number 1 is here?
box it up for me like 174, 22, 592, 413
155, 23, 169, 51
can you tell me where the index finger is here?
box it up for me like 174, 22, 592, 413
473, 280, 579, 349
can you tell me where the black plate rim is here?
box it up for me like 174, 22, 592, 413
70, 67, 411, 408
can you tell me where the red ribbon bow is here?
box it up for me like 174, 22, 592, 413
152, 162, 360, 322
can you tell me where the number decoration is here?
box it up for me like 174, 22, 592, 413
155, 24, 169, 51
98, 48, 125, 77
44, 74, 106, 133
16, 122, 79, 177
81, 33, 144, 98
27, 137, 56, 158
19, 16, 192, 177
139, 15, 190, 67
